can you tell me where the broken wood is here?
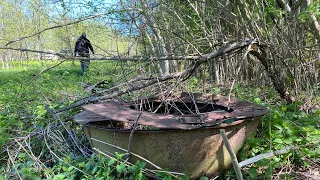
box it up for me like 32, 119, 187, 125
56, 38, 256, 113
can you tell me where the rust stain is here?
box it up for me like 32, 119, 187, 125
75, 92, 269, 130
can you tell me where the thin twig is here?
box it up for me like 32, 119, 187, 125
7, 148, 23, 180
56, 38, 256, 113
44, 104, 89, 157
43, 134, 92, 177
127, 113, 142, 160
227, 40, 255, 110
13, 139, 48, 176
91, 138, 163, 170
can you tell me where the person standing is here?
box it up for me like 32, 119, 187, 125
74, 32, 94, 74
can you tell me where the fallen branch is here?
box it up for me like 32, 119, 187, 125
56, 38, 256, 113
0, 47, 73, 59
44, 104, 89, 157
1, 39, 255, 64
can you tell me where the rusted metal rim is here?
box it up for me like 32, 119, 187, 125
74, 92, 269, 130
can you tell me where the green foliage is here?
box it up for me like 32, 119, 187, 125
189, 76, 199, 91
49, 152, 181, 180
233, 86, 320, 179
299, 1, 320, 21
1, 63, 319, 179
0, 61, 181, 179
0, 61, 115, 150
0, 152, 152, 180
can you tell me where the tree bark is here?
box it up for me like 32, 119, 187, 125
250, 46, 295, 104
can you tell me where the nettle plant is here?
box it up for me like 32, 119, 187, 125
2, 152, 147, 180
51, 153, 148, 180
2, 151, 190, 180
238, 99, 320, 179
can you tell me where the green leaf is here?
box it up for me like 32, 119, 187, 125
26, 160, 34, 167
92, 166, 98, 174
108, 158, 116, 166
248, 167, 258, 179
273, 138, 283, 144
266, 164, 274, 177
67, 166, 74, 172
274, 124, 283, 131
199, 177, 209, 180
0, 174, 7, 180
116, 163, 126, 173
284, 139, 293, 144
85, 161, 92, 171
53, 173, 65, 180
254, 97, 261, 104
30, 174, 41, 180
79, 161, 85, 168
136, 161, 146, 169
115, 152, 128, 160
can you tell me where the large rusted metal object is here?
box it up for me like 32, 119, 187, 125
75, 92, 269, 178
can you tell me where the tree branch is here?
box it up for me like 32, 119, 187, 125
0, 47, 72, 59
56, 38, 255, 113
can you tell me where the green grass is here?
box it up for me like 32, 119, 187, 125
0, 60, 117, 148
0, 61, 319, 179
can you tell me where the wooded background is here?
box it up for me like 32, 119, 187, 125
0, 1, 319, 179
1, 0, 319, 103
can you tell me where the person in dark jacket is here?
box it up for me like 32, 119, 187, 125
74, 32, 94, 74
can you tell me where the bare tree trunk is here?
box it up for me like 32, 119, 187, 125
139, 0, 169, 75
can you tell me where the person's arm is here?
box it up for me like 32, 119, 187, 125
88, 40, 94, 54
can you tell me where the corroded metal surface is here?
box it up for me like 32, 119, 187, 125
84, 117, 260, 178
75, 93, 269, 178
75, 92, 269, 130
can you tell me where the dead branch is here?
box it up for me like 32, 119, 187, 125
56, 38, 256, 113
0, 38, 255, 62
44, 105, 89, 157
0, 47, 72, 59
0, 47, 200, 61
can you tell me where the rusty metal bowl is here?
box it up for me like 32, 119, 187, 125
75, 93, 269, 178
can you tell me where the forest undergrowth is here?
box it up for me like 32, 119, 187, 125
0, 61, 319, 179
